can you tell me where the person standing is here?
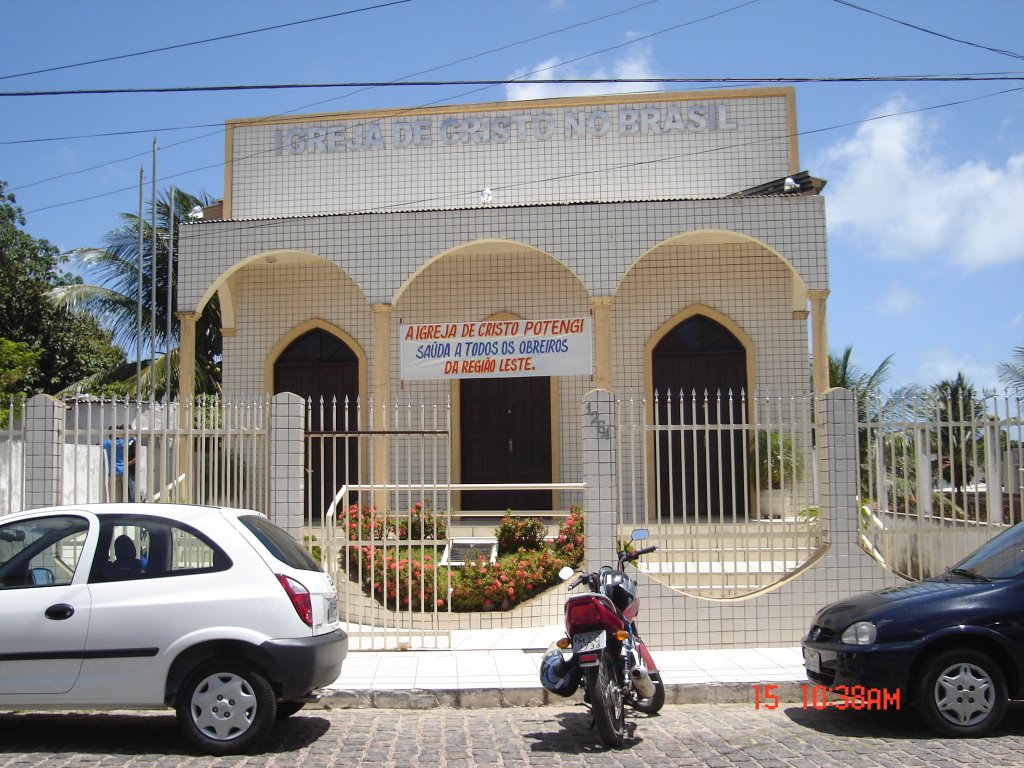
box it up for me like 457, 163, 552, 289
102, 426, 135, 502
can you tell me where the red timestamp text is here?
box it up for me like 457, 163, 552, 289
752, 683, 901, 711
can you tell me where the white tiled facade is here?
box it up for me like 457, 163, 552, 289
178, 87, 826, 511
226, 91, 794, 218
137, 88, 906, 648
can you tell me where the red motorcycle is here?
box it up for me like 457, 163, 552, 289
540, 529, 664, 747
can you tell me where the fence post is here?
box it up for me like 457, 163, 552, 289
270, 392, 306, 540
815, 388, 860, 548
915, 426, 933, 518
24, 394, 64, 510
985, 419, 1002, 523
582, 389, 618, 572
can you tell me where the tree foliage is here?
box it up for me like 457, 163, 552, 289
53, 187, 222, 398
997, 345, 1024, 393
829, 345, 893, 395
931, 373, 984, 492
0, 180, 124, 400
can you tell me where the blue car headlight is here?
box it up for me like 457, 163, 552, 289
841, 621, 877, 645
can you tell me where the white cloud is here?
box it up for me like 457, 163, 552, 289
916, 347, 999, 393
874, 282, 919, 317
819, 96, 1024, 270
505, 42, 658, 102
1012, 312, 1024, 327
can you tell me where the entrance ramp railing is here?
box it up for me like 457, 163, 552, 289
856, 390, 1023, 580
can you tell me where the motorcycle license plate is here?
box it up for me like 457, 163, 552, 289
572, 630, 607, 657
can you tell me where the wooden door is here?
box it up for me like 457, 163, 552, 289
460, 376, 552, 511
274, 330, 359, 522
652, 316, 746, 520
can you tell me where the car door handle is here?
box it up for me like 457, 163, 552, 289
45, 603, 75, 621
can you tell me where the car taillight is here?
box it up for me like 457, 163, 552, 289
276, 574, 313, 627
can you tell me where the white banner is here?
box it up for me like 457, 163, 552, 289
400, 318, 593, 380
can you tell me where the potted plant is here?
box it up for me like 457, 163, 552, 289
755, 430, 803, 519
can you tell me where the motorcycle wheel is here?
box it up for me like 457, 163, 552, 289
589, 651, 626, 748
632, 671, 665, 715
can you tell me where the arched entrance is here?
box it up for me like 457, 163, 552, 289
459, 376, 552, 512
652, 314, 747, 520
273, 329, 359, 521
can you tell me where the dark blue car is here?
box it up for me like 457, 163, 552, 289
803, 522, 1024, 736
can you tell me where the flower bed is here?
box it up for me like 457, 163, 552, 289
339, 504, 585, 612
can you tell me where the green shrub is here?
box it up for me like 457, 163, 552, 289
359, 545, 448, 611
495, 510, 547, 554
553, 506, 584, 566
398, 501, 448, 541
449, 548, 567, 611
340, 503, 387, 541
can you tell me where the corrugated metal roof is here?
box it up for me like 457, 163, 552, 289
184, 184, 820, 226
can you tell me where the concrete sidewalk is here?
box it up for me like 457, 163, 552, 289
321, 625, 808, 709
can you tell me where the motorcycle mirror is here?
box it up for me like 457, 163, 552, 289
558, 566, 576, 581
631, 528, 650, 542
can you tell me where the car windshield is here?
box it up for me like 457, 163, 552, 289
947, 523, 1024, 579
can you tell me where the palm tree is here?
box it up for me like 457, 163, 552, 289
932, 373, 984, 493
829, 345, 894, 396
997, 345, 1024, 393
826, 346, 898, 504
52, 188, 222, 399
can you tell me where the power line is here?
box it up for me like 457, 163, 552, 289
0, 123, 223, 147
0, 1, 414, 81
831, 0, 1024, 62
0, 0, 665, 147
5, 73, 1024, 97
21, 85, 1023, 218
5, 0, 739, 194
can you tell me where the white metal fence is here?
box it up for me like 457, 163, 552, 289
7, 387, 1020, 635
1, 395, 269, 516
616, 391, 820, 598
303, 396, 455, 649
857, 390, 1024, 579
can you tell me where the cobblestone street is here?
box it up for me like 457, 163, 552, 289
2, 702, 1021, 767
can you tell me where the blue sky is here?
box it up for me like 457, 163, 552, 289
2, 0, 1022, 392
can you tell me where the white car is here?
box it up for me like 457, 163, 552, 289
0, 503, 347, 755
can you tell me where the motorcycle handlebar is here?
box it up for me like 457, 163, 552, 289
618, 544, 659, 564
567, 545, 660, 587
566, 574, 589, 590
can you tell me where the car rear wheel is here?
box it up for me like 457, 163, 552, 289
916, 648, 1007, 737
176, 659, 277, 755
